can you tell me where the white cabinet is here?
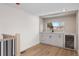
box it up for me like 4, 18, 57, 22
40, 32, 64, 48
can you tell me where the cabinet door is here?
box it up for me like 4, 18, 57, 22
40, 33, 50, 44
46, 34, 58, 46
56, 33, 64, 47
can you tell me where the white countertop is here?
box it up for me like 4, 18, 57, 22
40, 32, 76, 35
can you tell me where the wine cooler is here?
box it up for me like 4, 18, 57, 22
65, 35, 74, 49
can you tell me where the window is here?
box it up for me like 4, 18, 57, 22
47, 22, 64, 32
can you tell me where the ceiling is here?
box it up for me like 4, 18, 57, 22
4, 3, 79, 16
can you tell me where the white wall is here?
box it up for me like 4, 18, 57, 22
0, 4, 40, 52
43, 14, 76, 34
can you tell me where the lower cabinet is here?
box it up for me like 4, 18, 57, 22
40, 33, 64, 48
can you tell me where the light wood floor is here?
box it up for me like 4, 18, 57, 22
21, 44, 77, 56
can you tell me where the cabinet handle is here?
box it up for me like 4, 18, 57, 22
49, 35, 52, 38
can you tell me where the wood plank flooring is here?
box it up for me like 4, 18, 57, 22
21, 44, 77, 56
